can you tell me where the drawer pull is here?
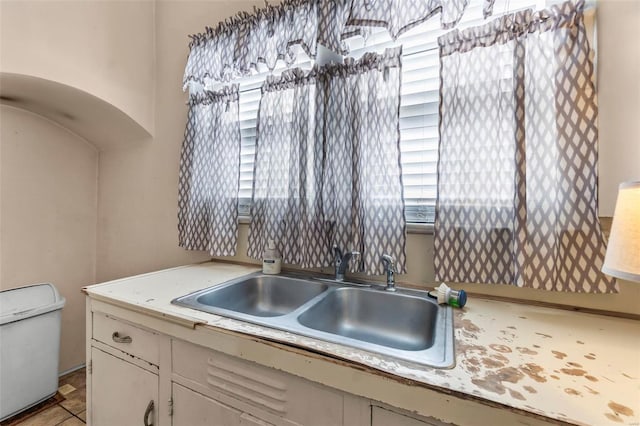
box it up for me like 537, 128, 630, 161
111, 331, 132, 344
143, 400, 154, 426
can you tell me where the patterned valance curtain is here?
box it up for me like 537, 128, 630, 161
247, 47, 406, 275
247, 70, 331, 268
346, 0, 470, 38
178, 85, 241, 256
434, 0, 617, 293
184, 0, 319, 87
183, 0, 472, 89
321, 47, 407, 275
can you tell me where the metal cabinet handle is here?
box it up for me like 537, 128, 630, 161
143, 400, 154, 426
111, 331, 132, 344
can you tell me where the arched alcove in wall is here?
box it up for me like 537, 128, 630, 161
0, 73, 152, 151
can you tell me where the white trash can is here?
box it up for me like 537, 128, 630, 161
0, 283, 66, 421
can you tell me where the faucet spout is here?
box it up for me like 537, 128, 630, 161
333, 246, 360, 282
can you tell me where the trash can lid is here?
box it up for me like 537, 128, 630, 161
0, 283, 66, 325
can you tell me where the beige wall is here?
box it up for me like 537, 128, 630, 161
95, 0, 268, 282
0, 0, 157, 373
0, 0, 156, 134
0, 105, 98, 372
597, 0, 640, 216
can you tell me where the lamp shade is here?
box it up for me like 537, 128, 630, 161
602, 181, 640, 282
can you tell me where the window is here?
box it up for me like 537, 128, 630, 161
347, 28, 441, 223
236, 51, 314, 216
237, 0, 545, 222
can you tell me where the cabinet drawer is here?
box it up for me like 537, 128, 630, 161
92, 312, 159, 365
172, 339, 343, 426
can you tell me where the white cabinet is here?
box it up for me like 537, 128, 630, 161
85, 301, 442, 426
88, 311, 162, 426
91, 347, 158, 426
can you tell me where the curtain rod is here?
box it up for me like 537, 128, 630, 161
188, 0, 315, 48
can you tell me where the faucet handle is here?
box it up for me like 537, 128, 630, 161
334, 245, 360, 262
333, 246, 359, 281
381, 254, 396, 272
333, 245, 343, 261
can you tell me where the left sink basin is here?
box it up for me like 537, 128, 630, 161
172, 274, 328, 317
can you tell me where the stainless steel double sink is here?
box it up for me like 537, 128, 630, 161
172, 272, 454, 368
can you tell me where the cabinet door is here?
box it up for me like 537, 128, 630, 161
172, 340, 344, 426
173, 383, 272, 426
91, 347, 158, 426
372, 406, 443, 426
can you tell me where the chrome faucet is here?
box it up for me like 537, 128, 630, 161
333, 246, 359, 282
381, 254, 397, 292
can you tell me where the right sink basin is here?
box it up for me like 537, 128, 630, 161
297, 287, 437, 351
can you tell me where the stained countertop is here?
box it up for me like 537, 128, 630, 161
84, 261, 640, 426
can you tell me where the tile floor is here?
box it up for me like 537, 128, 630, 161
2, 368, 86, 426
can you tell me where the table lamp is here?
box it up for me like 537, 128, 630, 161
602, 181, 640, 282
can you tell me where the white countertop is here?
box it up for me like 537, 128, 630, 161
85, 261, 640, 426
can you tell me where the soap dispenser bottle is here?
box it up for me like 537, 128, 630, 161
262, 239, 282, 275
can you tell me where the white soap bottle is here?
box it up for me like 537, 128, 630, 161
262, 239, 282, 275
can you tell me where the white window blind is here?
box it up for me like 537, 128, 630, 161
236, 0, 545, 221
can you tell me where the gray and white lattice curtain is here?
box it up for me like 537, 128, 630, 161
321, 47, 407, 275
247, 48, 407, 274
247, 70, 332, 268
434, 0, 617, 293
178, 85, 241, 256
